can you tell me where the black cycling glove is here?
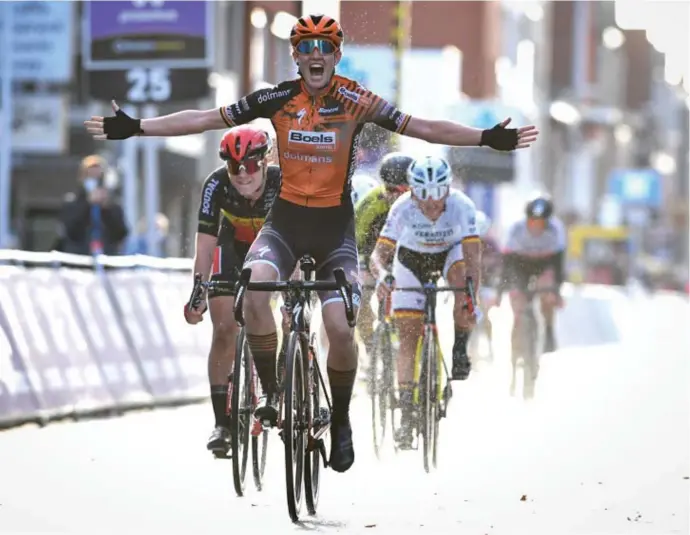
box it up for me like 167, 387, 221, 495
103, 108, 144, 140
480, 122, 519, 151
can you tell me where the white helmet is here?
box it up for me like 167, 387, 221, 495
407, 156, 452, 200
350, 173, 379, 206
475, 210, 492, 237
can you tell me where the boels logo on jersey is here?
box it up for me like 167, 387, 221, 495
287, 130, 337, 152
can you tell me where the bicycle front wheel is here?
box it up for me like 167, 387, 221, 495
283, 331, 306, 522
419, 326, 438, 473
370, 320, 393, 458
231, 328, 252, 497
304, 336, 323, 515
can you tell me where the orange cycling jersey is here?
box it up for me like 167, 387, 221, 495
220, 75, 411, 208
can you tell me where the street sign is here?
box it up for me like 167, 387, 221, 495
88, 67, 210, 104
82, 1, 213, 104
83, 1, 213, 70
0, 1, 74, 83
607, 168, 662, 207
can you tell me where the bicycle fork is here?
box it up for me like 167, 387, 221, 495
412, 326, 452, 419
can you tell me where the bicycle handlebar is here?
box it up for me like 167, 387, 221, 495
186, 273, 218, 312
233, 267, 356, 328
367, 276, 478, 316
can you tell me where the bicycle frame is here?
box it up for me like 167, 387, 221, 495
232, 261, 356, 435
395, 276, 476, 399
232, 258, 356, 521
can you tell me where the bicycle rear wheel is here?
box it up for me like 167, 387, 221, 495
283, 331, 306, 522
370, 320, 393, 458
231, 328, 252, 497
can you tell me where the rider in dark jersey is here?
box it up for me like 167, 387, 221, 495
183, 125, 280, 455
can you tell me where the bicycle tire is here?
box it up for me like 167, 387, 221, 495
283, 331, 306, 522
522, 311, 538, 400
251, 355, 269, 491
231, 329, 252, 497
370, 321, 392, 458
431, 337, 441, 469
304, 339, 322, 515
385, 327, 400, 453
420, 326, 435, 473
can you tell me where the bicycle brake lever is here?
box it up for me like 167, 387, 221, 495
333, 268, 356, 327
233, 268, 252, 326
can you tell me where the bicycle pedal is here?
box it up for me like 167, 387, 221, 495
212, 450, 230, 460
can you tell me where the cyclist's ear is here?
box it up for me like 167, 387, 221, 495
334, 50, 342, 65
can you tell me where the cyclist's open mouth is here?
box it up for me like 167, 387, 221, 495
309, 64, 325, 78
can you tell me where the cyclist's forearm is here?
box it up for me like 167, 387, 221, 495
462, 240, 482, 292
551, 250, 566, 290
193, 233, 217, 282
141, 109, 221, 136
369, 243, 394, 281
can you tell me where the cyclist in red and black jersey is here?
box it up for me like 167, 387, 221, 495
183, 125, 280, 454
86, 14, 539, 474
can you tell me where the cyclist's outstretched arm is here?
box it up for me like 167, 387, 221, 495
86, 84, 288, 140
403, 116, 538, 150
141, 107, 226, 137
354, 83, 537, 152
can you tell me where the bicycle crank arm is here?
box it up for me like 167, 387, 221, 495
316, 438, 329, 468
311, 421, 331, 442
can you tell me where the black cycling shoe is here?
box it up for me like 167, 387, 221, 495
254, 393, 279, 427
451, 347, 472, 381
329, 416, 355, 473
207, 426, 231, 452
395, 410, 415, 450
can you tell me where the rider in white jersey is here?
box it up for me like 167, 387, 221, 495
498, 194, 566, 353
369, 155, 480, 447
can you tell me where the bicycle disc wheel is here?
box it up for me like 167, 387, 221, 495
231, 329, 252, 497
370, 321, 391, 458
420, 327, 435, 473
304, 344, 322, 515
283, 331, 306, 522
251, 351, 269, 491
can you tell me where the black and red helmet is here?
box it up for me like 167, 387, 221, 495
219, 125, 272, 162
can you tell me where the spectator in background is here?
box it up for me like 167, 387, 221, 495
56, 155, 128, 256
128, 212, 170, 256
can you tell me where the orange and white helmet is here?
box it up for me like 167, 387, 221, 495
290, 14, 344, 50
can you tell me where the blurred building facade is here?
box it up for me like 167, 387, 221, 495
3, 0, 688, 277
